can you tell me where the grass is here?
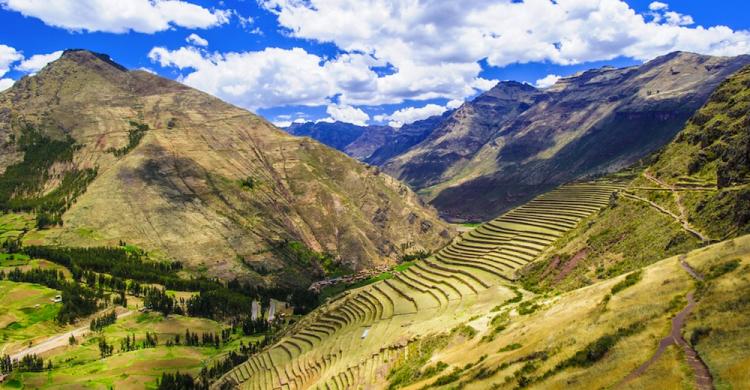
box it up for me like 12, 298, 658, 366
521, 192, 701, 293
0, 280, 63, 349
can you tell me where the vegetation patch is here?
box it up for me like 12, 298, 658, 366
0, 125, 97, 227
610, 269, 643, 295
387, 333, 451, 389
107, 121, 149, 157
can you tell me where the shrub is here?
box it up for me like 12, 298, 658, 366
706, 258, 741, 279
610, 270, 643, 295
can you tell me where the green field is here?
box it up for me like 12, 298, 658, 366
0, 281, 63, 351
8, 312, 263, 389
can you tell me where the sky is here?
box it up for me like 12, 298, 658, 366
1, 0, 750, 128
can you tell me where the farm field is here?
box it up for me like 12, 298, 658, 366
7, 312, 264, 389
0, 281, 64, 354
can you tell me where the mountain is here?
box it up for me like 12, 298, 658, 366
284, 112, 451, 164
285, 121, 371, 155
381, 52, 750, 221
0, 50, 453, 288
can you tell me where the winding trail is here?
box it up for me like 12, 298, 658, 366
617, 257, 713, 389
641, 172, 711, 242
622, 191, 708, 242
8, 309, 134, 362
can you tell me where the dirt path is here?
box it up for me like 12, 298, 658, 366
616, 258, 713, 389
622, 192, 708, 242
641, 172, 710, 242
8, 309, 134, 361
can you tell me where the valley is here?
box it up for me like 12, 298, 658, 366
0, 49, 749, 390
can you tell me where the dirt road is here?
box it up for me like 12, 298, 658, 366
8, 309, 134, 361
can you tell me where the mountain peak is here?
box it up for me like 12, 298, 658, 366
51, 49, 129, 74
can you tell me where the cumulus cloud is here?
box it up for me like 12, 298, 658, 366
375, 102, 455, 127
16, 50, 63, 73
147, 0, 750, 119
263, 0, 750, 67
149, 46, 339, 110
325, 104, 370, 126
0, 78, 14, 91
0, 44, 23, 76
649, 2, 668, 11
534, 74, 561, 89
1, 0, 231, 33
186, 33, 208, 47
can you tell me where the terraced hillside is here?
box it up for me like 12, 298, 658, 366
215, 181, 625, 388
436, 182, 625, 282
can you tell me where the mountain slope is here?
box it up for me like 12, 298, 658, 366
383, 52, 750, 221
0, 50, 453, 288
647, 64, 750, 240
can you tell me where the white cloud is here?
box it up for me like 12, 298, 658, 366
137, 67, 156, 74
1, 0, 231, 33
0, 78, 14, 91
375, 103, 452, 128
16, 50, 63, 73
147, 0, 750, 117
186, 33, 208, 47
325, 104, 369, 126
446, 99, 463, 109
0, 44, 23, 76
261, 0, 750, 67
649, 2, 668, 11
534, 74, 561, 89
273, 117, 306, 127
149, 46, 338, 110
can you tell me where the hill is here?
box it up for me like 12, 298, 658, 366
381, 52, 750, 221
0, 50, 452, 288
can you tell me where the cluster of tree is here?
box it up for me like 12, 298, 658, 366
240, 318, 270, 336
90, 311, 117, 332
0, 125, 97, 227
56, 282, 101, 324
0, 353, 51, 374
23, 246, 186, 287
143, 287, 183, 316
225, 278, 319, 316
119, 332, 158, 352
157, 371, 203, 390
98, 337, 114, 358
0, 267, 66, 289
178, 329, 227, 348
197, 340, 263, 386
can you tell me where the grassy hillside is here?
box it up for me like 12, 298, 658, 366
648, 65, 750, 239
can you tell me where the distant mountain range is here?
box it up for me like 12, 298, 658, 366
287, 52, 750, 221
286, 111, 451, 164
0, 50, 452, 288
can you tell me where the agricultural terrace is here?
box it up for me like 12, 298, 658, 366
216, 180, 626, 389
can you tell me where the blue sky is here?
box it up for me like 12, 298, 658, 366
1, 0, 750, 127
